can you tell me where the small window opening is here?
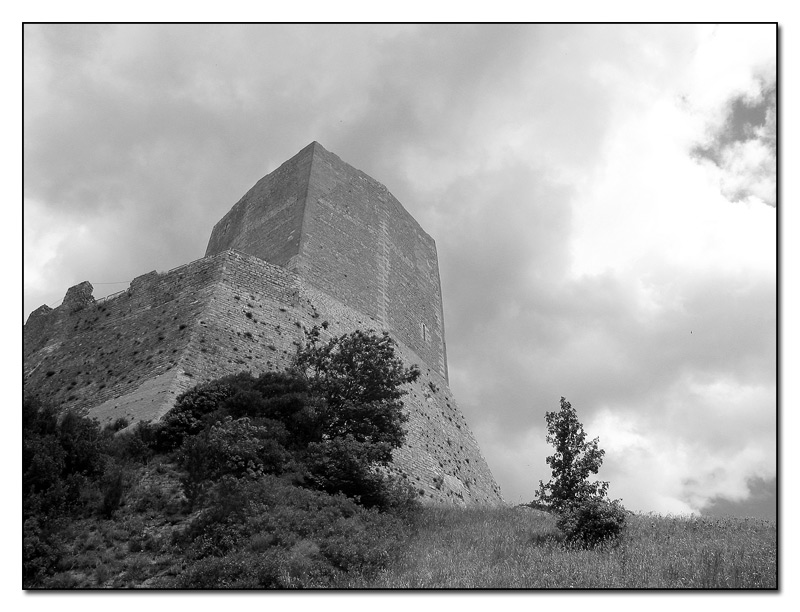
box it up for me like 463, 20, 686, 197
421, 322, 430, 343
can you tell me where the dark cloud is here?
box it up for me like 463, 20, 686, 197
702, 476, 776, 521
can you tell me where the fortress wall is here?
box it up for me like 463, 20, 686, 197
301, 144, 448, 381
204, 144, 313, 267
86, 251, 310, 427
23, 254, 226, 420
395, 378, 504, 505
175, 250, 307, 384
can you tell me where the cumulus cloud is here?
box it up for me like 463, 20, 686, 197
23, 24, 776, 517
691, 81, 776, 207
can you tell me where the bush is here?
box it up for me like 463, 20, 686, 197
107, 421, 157, 464
177, 417, 284, 508
57, 410, 107, 478
23, 517, 65, 586
100, 464, 126, 518
162, 329, 420, 510
157, 378, 241, 451
178, 550, 289, 588
23, 398, 110, 521
557, 498, 627, 546
176, 474, 408, 587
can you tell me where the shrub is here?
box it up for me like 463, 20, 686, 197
177, 417, 284, 508
165, 329, 421, 511
178, 550, 289, 588
302, 436, 402, 509
23, 517, 65, 586
23, 398, 109, 521
106, 417, 130, 433
107, 421, 157, 464
157, 377, 242, 450
176, 474, 408, 587
57, 410, 107, 478
100, 464, 126, 518
556, 497, 627, 546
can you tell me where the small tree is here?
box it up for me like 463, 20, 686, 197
534, 397, 607, 511
534, 397, 625, 544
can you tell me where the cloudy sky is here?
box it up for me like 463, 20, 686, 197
23, 24, 777, 518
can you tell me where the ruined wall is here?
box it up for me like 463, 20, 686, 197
23, 255, 225, 422
23, 251, 312, 428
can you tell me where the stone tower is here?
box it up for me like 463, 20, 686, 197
206, 142, 448, 380
24, 142, 503, 505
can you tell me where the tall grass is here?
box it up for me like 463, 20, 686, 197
342, 506, 776, 589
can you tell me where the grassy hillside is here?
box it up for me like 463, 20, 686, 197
345, 506, 777, 589
29, 456, 775, 589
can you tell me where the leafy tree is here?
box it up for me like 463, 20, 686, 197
294, 326, 420, 459
292, 327, 420, 506
534, 397, 608, 511
534, 397, 625, 544
157, 377, 243, 451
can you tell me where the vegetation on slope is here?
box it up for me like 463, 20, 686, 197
22, 329, 776, 589
23, 328, 420, 588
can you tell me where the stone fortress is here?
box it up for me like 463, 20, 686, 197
24, 142, 504, 506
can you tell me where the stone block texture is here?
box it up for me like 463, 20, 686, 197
24, 142, 503, 506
